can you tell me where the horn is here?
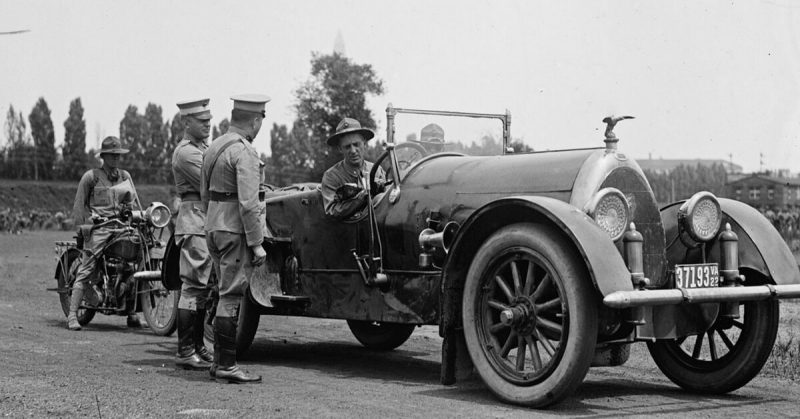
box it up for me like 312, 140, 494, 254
418, 222, 459, 253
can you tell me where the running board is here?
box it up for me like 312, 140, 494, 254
270, 295, 311, 305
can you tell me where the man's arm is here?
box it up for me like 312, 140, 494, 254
236, 145, 264, 248
321, 169, 367, 219
72, 171, 93, 225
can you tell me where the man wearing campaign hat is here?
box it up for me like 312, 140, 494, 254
67, 136, 140, 330
171, 98, 214, 369
321, 117, 385, 219
200, 94, 269, 383
413, 123, 445, 154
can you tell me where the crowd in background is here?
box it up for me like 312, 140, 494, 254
0, 208, 69, 234
759, 206, 800, 250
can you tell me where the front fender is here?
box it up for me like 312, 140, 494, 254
660, 198, 800, 285
445, 195, 633, 297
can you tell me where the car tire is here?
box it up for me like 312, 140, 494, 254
647, 271, 779, 394
346, 320, 415, 351
236, 286, 261, 358
462, 222, 597, 408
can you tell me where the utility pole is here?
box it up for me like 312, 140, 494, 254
759, 152, 764, 174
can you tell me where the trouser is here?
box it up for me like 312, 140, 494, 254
206, 231, 254, 318
73, 227, 114, 292
176, 234, 213, 310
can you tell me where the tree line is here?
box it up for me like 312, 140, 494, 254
0, 51, 730, 195
642, 163, 728, 205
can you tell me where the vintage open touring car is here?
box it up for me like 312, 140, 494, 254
209, 105, 800, 407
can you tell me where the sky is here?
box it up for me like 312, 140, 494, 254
2, 0, 800, 174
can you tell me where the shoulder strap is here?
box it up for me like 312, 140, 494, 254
204, 137, 243, 189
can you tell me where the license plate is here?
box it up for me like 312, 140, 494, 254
674, 263, 719, 289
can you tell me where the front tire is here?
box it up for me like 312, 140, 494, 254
462, 223, 597, 407
647, 272, 778, 393
140, 272, 179, 336
346, 320, 415, 351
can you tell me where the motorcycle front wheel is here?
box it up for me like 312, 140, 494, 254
140, 259, 179, 336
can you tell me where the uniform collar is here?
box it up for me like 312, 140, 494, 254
183, 132, 207, 148
227, 126, 252, 142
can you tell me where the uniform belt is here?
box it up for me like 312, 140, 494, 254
208, 191, 266, 202
209, 191, 238, 202
179, 192, 201, 201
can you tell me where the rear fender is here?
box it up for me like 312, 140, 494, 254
660, 198, 800, 286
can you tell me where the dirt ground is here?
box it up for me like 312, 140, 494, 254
2, 231, 800, 418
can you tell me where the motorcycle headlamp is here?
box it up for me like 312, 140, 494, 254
145, 202, 172, 228
678, 191, 722, 242
585, 187, 630, 242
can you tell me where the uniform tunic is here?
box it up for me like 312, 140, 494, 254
201, 126, 265, 318
71, 167, 138, 289
321, 160, 384, 219
171, 133, 212, 310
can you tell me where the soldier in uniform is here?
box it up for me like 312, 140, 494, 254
321, 117, 384, 220
412, 123, 445, 154
172, 98, 214, 370
201, 94, 269, 384
68, 136, 140, 330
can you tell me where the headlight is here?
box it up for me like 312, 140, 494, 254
146, 202, 172, 228
585, 187, 630, 241
678, 191, 722, 242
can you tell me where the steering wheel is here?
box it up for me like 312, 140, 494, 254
394, 142, 429, 173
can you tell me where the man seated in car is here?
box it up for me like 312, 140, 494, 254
321, 117, 385, 220
412, 123, 445, 154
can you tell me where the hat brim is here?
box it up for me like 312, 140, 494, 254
97, 148, 129, 156
326, 127, 375, 146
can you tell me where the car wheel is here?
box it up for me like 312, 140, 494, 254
462, 222, 597, 407
346, 320, 415, 350
236, 286, 261, 358
647, 272, 778, 394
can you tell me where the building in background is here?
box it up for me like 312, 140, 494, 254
725, 174, 800, 209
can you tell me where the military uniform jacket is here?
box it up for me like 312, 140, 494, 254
321, 160, 384, 219
172, 134, 208, 236
72, 167, 138, 225
201, 126, 265, 247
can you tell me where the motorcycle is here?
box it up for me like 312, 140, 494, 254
51, 202, 179, 335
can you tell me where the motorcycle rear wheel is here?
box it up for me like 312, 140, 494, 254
55, 248, 95, 326
140, 259, 179, 336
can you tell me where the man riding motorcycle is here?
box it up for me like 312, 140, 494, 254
67, 136, 141, 331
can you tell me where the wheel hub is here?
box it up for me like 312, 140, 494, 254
499, 296, 537, 335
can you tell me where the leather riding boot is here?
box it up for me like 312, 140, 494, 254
175, 309, 210, 370
214, 316, 261, 384
67, 286, 85, 331
194, 309, 213, 363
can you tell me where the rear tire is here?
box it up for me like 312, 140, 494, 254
55, 249, 95, 326
346, 320, 415, 351
236, 286, 261, 358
